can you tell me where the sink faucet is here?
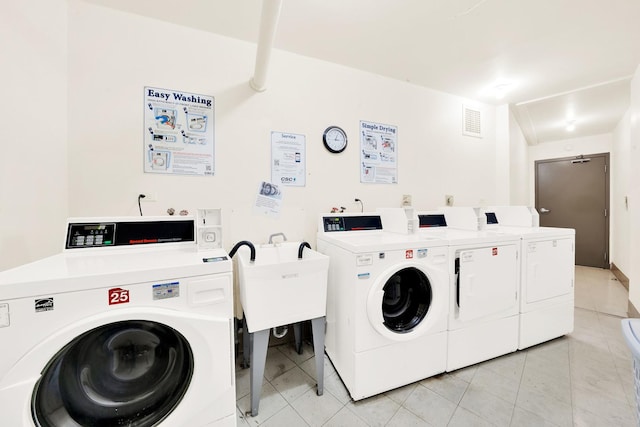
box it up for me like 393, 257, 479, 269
229, 240, 256, 262
268, 232, 287, 244
298, 242, 311, 259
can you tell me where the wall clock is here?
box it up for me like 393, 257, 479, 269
323, 126, 347, 153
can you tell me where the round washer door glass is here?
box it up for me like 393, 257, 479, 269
381, 267, 432, 332
32, 320, 194, 427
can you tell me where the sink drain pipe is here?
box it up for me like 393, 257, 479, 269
272, 325, 288, 338
250, 0, 283, 92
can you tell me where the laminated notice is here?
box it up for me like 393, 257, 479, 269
153, 281, 180, 300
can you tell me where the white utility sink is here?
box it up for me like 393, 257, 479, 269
236, 241, 329, 333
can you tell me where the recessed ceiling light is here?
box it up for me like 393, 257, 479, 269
493, 83, 510, 100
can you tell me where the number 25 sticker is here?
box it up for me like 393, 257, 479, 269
109, 288, 130, 305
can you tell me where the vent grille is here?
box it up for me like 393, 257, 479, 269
463, 105, 482, 138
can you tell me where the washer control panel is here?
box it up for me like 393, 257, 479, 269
67, 223, 116, 248
65, 219, 195, 249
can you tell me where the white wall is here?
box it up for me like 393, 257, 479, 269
495, 105, 510, 204
0, 0, 68, 270
611, 111, 631, 275
508, 109, 530, 205
629, 66, 640, 310
67, 2, 503, 250
527, 134, 613, 206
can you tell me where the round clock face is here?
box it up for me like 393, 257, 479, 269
323, 126, 347, 153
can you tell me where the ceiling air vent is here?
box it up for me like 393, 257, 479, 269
462, 105, 482, 138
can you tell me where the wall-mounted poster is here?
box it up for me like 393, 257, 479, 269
271, 131, 306, 187
253, 181, 283, 219
360, 120, 398, 184
144, 86, 215, 176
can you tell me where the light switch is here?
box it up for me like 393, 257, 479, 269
0, 303, 9, 328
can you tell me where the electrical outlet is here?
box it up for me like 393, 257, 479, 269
402, 194, 412, 207
140, 192, 157, 202
445, 195, 454, 206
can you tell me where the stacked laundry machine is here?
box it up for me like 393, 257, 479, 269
0, 215, 236, 426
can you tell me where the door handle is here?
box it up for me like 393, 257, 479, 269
539, 208, 550, 213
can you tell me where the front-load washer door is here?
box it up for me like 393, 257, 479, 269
32, 320, 193, 427
367, 265, 436, 340
456, 244, 518, 322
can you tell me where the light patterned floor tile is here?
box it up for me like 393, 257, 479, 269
324, 371, 353, 405
263, 346, 297, 381
237, 381, 289, 426
469, 366, 520, 404
290, 387, 344, 427
509, 406, 558, 427
447, 406, 494, 427
270, 365, 316, 403
260, 405, 309, 427
402, 384, 457, 427
516, 384, 573, 427
345, 393, 400, 427
458, 384, 514, 427
386, 407, 433, 426
420, 373, 469, 404
276, 341, 316, 366
384, 381, 418, 405
323, 406, 369, 427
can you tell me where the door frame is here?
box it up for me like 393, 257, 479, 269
534, 152, 610, 268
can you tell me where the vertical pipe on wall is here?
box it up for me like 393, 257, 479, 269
250, 0, 283, 92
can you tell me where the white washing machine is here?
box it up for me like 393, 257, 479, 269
0, 216, 236, 426
415, 208, 521, 372
317, 213, 449, 400
486, 206, 575, 349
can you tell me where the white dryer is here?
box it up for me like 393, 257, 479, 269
0, 217, 236, 426
486, 206, 575, 349
317, 213, 449, 400
417, 208, 521, 372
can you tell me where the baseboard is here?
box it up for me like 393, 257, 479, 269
611, 262, 630, 291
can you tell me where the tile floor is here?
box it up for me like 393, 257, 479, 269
235, 266, 638, 426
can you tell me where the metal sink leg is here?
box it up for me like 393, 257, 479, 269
311, 316, 326, 395
249, 328, 270, 417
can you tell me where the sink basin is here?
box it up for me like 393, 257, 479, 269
236, 242, 329, 333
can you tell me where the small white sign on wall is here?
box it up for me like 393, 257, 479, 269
271, 131, 306, 187
144, 86, 215, 176
253, 181, 283, 219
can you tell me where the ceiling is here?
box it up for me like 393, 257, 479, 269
84, 0, 640, 145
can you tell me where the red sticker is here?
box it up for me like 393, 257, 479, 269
492, 247, 498, 256
405, 250, 414, 259
108, 287, 130, 305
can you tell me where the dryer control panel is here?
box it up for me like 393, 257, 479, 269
321, 215, 383, 232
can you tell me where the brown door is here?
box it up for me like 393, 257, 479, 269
535, 153, 609, 268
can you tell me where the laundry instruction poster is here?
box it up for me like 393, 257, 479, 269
271, 131, 306, 187
144, 86, 215, 176
359, 120, 398, 184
